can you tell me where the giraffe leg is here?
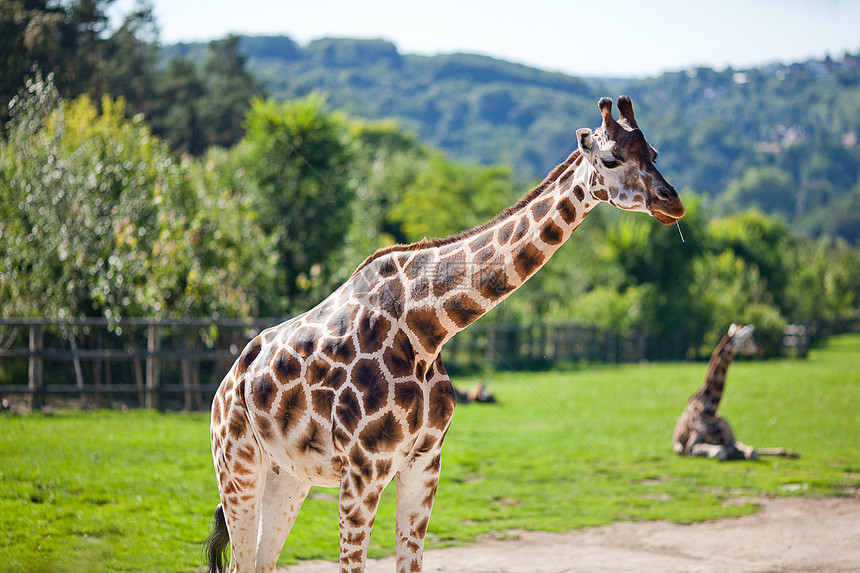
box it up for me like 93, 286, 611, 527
394, 448, 443, 573
212, 408, 266, 572
337, 468, 385, 573
689, 442, 729, 460
254, 465, 312, 573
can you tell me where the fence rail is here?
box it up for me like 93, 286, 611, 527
0, 317, 809, 412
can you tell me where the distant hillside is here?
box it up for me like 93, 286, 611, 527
165, 36, 860, 241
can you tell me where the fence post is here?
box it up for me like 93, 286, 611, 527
146, 324, 161, 410
28, 324, 44, 411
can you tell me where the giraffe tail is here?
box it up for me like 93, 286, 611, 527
203, 503, 230, 573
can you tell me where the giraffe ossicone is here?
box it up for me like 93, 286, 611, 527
205, 96, 686, 573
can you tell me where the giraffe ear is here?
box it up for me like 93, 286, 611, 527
576, 128, 595, 156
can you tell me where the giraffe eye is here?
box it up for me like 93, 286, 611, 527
601, 157, 620, 169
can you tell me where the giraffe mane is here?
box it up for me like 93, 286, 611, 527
352, 149, 581, 275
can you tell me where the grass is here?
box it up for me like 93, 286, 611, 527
1, 334, 858, 572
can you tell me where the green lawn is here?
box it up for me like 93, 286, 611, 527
1, 334, 858, 572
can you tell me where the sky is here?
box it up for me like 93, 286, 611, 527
113, 0, 860, 78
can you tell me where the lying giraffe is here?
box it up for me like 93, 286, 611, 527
204, 96, 686, 573
673, 324, 800, 460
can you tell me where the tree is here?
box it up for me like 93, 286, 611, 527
240, 95, 356, 315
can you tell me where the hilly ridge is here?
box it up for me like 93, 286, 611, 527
166, 35, 860, 241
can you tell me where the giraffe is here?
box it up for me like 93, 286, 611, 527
672, 324, 800, 460
204, 95, 686, 573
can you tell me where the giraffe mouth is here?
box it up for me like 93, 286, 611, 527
649, 199, 686, 225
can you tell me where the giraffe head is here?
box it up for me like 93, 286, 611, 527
576, 96, 686, 225
727, 323, 760, 355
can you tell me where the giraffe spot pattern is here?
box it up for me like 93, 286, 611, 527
531, 198, 552, 220
573, 184, 585, 202
410, 277, 429, 300
250, 373, 277, 412
382, 330, 416, 378
593, 188, 609, 201
394, 381, 423, 433
293, 327, 320, 358
298, 419, 327, 456
331, 307, 359, 337
514, 243, 545, 280
275, 384, 307, 437
432, 251, 467, 297
512, 217, 529, 242
311, 388, 334, 418
497, 221, 515, 244
403, 252, 432, 280
474, 245, 496, 264
272, 350, 302, 385
307, 358, 331, 386
377, 257, 397, 277
336, 387, 363, 434
474, 266, 514, 301
351, 358, 387, 415
540, 220, 564, 245
236, 337, 261, 375
427, 379, 456, 430
558, 197, 577, 224
321, 336, 356, 364
469, 231, 493, 251
256, 416, 275, 442
357, 310, 391, 354
443, 293, 484, 328
359, 411, 404, 453
350, 444, 374, 481
379, 279, 405, 319
405, 307, 448, 352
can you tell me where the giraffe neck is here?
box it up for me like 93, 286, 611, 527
346, 148, 600, 357
696, 335, 736, 414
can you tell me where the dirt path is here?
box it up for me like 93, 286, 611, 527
279, 496, 860, 572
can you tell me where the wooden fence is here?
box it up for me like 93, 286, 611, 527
0, 317, 809, 411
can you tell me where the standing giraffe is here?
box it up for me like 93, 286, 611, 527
205, 96, 686, 573
673, 324, 800, 460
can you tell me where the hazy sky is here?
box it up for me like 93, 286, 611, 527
114, 0, 860, 77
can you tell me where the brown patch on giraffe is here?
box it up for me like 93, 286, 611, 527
250, 373, 278, 412
342, 502, 366, 528
275, 384, 307, 437
363, 488, 380, 511
540, 220, 564, 245
322, 365, 347, 391
513, 243, 545, 280
531, 198, 552, 221
383, 330, 416, 379
403, 252, 432, 280
236, 443, 257, 464
336, 387, 363, 434
311, 388, 334, 418
222, 378, 233, 394
350, 444, 374, 481
512, 217, 529, 242
378, 257, 398, 277
343, 530, 366, 546
228, 411, 248, 440
443, 293, 484, 328
359, 411, 404, 453
558, 197, 577, 224
405, 307, 449, 353
307, 358, 331, 385
375, 458, 393, 478
321, 336, 356, 364
413, 516, 430, 537
351, 358, 387, 415
413, 435, 437, 456
394, 381, 424, 434
256, 416, 275, 442
573, 184, 585, 202
293, 327, 320, 359
426, 454, 442, 473
272, 349, 302, 385
298, 418, 327, 456
474, 245, 496, 264
427, 379, 456, 430
379, 279, 405, 319
497, 220, 515, 244
474, 266, 514, 301
357, 310, 391, 354
432, 251, 467, 297
236, 337, 261, 375
333, 428, 351, 452
331, 306, 359, 337
593, 188, 609, 201
469, 231, 493, 251
211, 395, 222, 426
410, 277, 429, 301
415, 359, 427, 380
